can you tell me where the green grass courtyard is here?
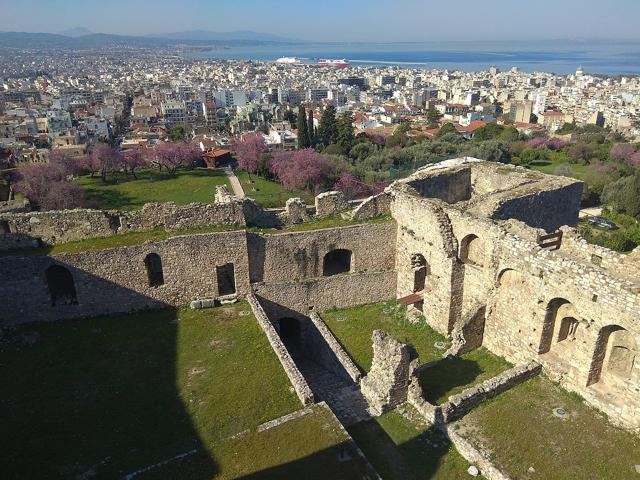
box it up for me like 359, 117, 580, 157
77, 168, 231, 210
0, 303, 373, 479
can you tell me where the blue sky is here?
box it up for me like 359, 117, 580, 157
1, 0, 639, 42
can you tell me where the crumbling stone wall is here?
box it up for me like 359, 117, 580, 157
390, 159, 640, 431
281, 198, 309, 224
0, 200, 247, 248
315, 191, 347, 218
361, 330, 418, 415
351, 191, 392, 220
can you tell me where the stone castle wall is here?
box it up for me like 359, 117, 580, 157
0, 230, 251, 325
390, 160, 640, 431
1, 222, 397, 327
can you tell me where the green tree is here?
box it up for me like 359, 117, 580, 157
168, 124, 188, 142
336, 111, 355, 154
426, 105, 443, 128
307, 108, 315, 146
297, 105, 310, 149
318, 105, 338, 147
437, 122, 458, 137
472, 123, 504, 141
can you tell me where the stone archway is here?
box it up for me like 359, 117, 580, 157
588, 325, 637, 386
45, 265, 78, 306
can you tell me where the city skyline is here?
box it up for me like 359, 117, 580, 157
2, 0, 640, 43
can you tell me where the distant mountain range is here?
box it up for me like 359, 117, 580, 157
0, 29, 302, 49
147, 30, 300, 43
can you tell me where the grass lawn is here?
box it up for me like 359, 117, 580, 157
527, 159, 587, 179
191, 403, 376, 480
77, 168, 230, 210
0, 303, 308, 478
455, 376, 640, 480
236, 170, 314, 207
322, 300, 450, 373
348, 404, 476, 480
419, 348, 512, 404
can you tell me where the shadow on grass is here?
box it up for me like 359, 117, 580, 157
83, 188, 137, 210
347, 417, 452, 480
419, 357, 483, 404
528, 160, 552, 167
237, 440, 377, 480
0, 259, 219, 479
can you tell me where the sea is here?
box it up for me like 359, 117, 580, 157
185, 40, 640, 76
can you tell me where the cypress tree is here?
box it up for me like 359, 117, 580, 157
297, 105, 310, 149
307, 108, 315, 147
336, 111, 355, 155
318, 105, 338, 147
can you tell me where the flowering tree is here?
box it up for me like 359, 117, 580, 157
268, 149, 330, 193
14, 162, 86, 211
231, 133, 267, 180
610, 143, 635, 161
333, 172, 388, 200
84, 144, 122, 181
47, 149, 82, 175
151, 142, 199, 175
121, 149, 150, 179
526, 137, 548, 149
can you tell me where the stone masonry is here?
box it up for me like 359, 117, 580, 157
361, 330, 418, 416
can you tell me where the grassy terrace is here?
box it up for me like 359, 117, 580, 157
322, 300, 450, 373
419, 348, 512, 404
77, 168, 231, 210
455, 376, 640, 480
349, 404, 476, 480
236, 171, 314, 207
1, 216, 393, 257
0, 303, 375, 479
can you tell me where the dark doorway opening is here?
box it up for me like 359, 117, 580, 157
323, 249, 352, 276
0, 220, 10, 234
279, 317, 302, 349
45, 265, 78, 306
216, 263, 236, 296
144, 253, 165, 287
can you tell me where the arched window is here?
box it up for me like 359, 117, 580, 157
45, 265, 78, 306
411, 253, 428, 293
460, 234, 484, 266
323, 249, 352, 276
588, 326, 636, 385
144, 253, 164, 287
497, 268, 523, 288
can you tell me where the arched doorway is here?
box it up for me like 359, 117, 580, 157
45, 265, 78, 306
144, 253, 164, 287
323, 249, 352, 276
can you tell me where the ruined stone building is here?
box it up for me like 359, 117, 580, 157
1, 157, 638, 432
